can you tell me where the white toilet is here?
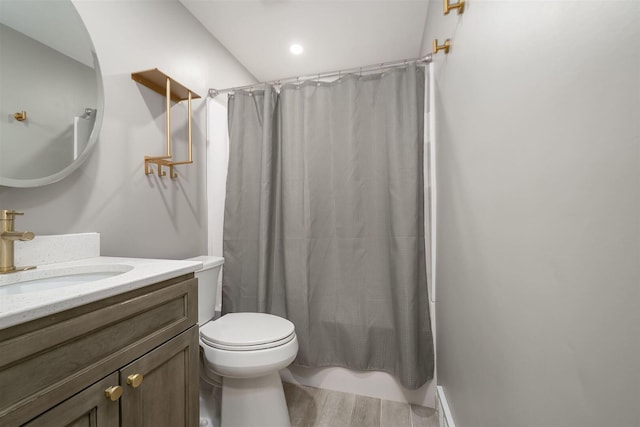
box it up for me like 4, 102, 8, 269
188, 256, 298, 427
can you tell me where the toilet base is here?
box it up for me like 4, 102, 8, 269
221, 372, 291, 427
200, 378, 221, 427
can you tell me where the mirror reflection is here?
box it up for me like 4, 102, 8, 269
0, 0, 102, 187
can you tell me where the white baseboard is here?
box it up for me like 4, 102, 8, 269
280, 365, 436, 408
436, 386, 456, 427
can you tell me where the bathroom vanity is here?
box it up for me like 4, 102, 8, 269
0, 234, 202, 426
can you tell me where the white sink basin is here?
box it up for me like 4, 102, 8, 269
0, 264, 134, 295
0, 255, 203, 330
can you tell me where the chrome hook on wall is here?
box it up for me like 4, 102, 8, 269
432, 39, 451, 55
444, 0, 465, 15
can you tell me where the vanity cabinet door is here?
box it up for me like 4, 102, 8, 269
119, 327, 199, 427
22, 373, 120, 427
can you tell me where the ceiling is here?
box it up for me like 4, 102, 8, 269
179, 0, 429, 83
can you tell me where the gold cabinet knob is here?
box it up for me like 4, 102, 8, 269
127, 373, 144, 388
105, 385, 123, 401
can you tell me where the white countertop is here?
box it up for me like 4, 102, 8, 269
0, 257, 202, 329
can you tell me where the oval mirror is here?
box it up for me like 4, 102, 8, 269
0, 0, 103, 187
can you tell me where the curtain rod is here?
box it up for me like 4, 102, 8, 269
209, 53, 432, 97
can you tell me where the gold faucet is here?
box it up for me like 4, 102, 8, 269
1, 210, 36, 274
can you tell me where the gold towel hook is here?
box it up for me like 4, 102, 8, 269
14, 111, 27, 122
433, 39, 451, 55
444, 0, 465, 15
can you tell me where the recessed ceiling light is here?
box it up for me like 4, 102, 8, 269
289, 43, 304, 55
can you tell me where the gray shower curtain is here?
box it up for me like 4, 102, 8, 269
223, 64, 433, 389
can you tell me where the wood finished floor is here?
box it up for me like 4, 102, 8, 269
283, 382, 437, 427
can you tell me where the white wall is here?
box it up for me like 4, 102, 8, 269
422, 1, 639, 426
0, 0, 255, 259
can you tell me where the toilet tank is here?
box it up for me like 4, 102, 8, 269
186, 256, 224, 326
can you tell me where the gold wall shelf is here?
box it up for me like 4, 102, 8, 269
131, 68, 201, 179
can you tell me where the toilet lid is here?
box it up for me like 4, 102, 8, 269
200, 313, 295, 350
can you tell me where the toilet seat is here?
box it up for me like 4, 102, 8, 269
200, 312, 296, 351
201, 332, 296, 351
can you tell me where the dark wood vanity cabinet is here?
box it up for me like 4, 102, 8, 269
0, 274, 199, 427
